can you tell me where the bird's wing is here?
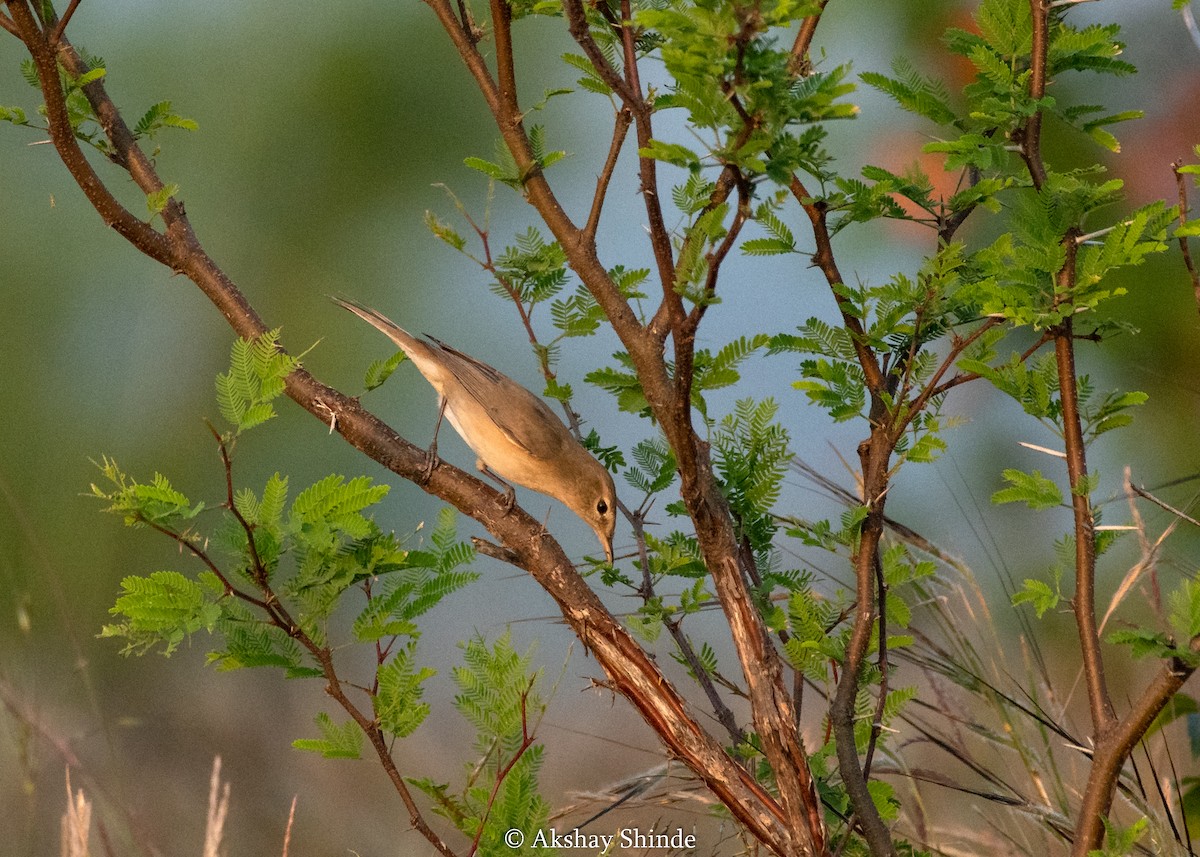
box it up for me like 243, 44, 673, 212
426, 336, 571, 461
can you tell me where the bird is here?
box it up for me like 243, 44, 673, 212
333, 296, 617, 564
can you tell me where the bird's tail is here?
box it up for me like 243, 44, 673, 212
330, 295, 420, 354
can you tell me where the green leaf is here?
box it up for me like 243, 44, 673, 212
133, 100, 198, 138
102, 570, 221, 656
215, 330, 299, 434
638, 139, 701, 168
293, 713, 363, 759
423, 210, 466, 251
375, 644, 437, 738
860, 57, 956, 126
991, 469, 1064, 510
1107, 628, 1175, 660
146, 183, 178, 216
1170, 580, 1200, 641
561, 53, 613, 95
76, 67, 107, 86
364, 349, 407, 392
1012, 578, 1059, 618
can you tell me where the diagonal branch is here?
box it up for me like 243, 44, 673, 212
787, 0, 828, 75
1172, 161, 1200, 314
584, 107, 633, 243
12, 3, 797, 852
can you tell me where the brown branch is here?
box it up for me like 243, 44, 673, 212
7, 3, 173, 261
789, 175, 886, 393
49, 0, 82, 43
1023, 0, 1110, 748
426, 27, 811, 843
684, 166, 752, 336
136, 445, 456, 855
1055, 304, 1116, 737
829, 434, 899, 857
427, 0, 638, 338
1071, 637, 1200, 857
561, 0, 637, 104
425, 0, 501, 113
861, 552, 888, 781
1020, 0, 1049, 190
1129, 483, 1200, 529
671, 174, 752, 409
0, 8, 17, 36
936, 165, 984, 245
488, 0, 519, 116
925, 327, 1051, 401
585, 107, 633, 243
787, 0, 828, 76
562, 0, 679, 340
139, 517, 273, 614
311, 641, 458, 857
1172, 161, 1200, 315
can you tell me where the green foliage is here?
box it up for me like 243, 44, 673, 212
95, 346, 485, 789
713, 398, 791, 551
375, 642, 437, 737
293, 713, 364, 759
133, 100, 198, 139
145, 183, 178, 218
454, 632, 542, 752
991, 468, 1064, 510
691, 334, 770, 417
1013, 575, 1061, 618
492, 227, 568, 305
363, 349, 408, 392
13, 50, 194, 158
353, 508, 479, 643
743, 201, 798, 256
89, 457, 205, 528
581, 428, 627, 472
466, 128, 564, 188
624, 436, 677, 495
1088, 817, 1148, 857
215, 330, 299, 434
424, 632, 553, 852
100, 570, 221, 656
585, 351, 650, 415
861, 58, 956, 127
636, 0, 852, 181
562, 51, 613, 96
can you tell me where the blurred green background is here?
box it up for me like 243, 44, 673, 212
2, 1, 1199, 854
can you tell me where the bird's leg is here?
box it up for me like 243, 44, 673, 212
421, 397, 447, 483
475, 460, 517, 513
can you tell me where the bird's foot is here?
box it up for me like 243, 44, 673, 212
419, 444, 439, 484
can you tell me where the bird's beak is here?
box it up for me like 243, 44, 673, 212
602, 537, 613, 566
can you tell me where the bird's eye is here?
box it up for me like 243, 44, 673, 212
597, 500, 608, 515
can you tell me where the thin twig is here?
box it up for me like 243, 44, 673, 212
467, 682, 539, 856
1021, 0, 1049, 190
1172, 161, 1200, 314
1129, 483, 1200, 529
585, 107, 633, 243
50, 0, 83, 43
861, 553, 889, 780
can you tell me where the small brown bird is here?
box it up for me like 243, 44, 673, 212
334, 296, 617, 563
